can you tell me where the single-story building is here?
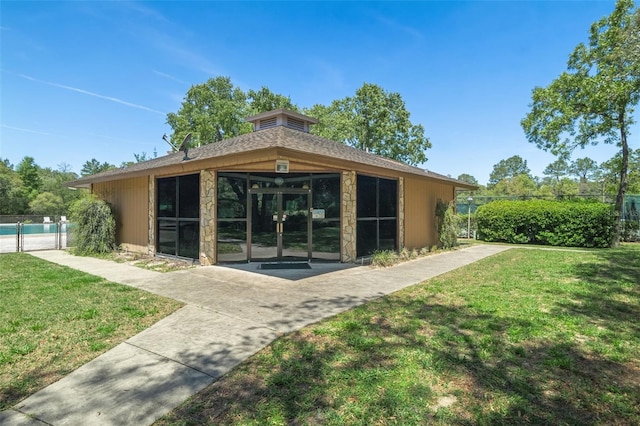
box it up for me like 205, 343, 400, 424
70, 109, 475, 265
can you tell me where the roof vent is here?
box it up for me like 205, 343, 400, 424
259, 117, 278, 129
286, 117, 305, 131
245, 108, 318, 133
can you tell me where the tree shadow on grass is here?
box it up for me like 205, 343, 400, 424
159, 291, 640, 425
555, 247, 640, 339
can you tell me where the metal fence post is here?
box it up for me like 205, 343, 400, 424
17, 222, 24, 252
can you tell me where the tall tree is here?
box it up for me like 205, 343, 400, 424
491, 174, 537, 197
16, 156, 42, 198
570, 157, 599, 195
0, 160, 29, 214
247, 87, 298, 115
569, 157, 599, 181
29, 192, 64, 215
456, 173, 479, 186
166, 76, 250, 149
599, 148, 640, 194
80, 159, 115, 177
488, 155, 531, 187
306, 83, 431, 166
166, 78, 298, 150
543, 159, 569, 182
39, 166, 81, 211
521, 0, 639, 245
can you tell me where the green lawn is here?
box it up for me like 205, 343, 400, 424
158, 245, 640, 425
0, 253, 182, 410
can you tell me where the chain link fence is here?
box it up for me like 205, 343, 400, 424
0, 215, 75, 253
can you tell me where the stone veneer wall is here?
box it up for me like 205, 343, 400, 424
398, 176, 404, 249
200, 169, 216, 265
341, 171, 357, 262
148, 175, 156, 256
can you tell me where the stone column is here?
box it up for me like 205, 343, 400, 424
148, 175, 156, 256
200, 169, 216, 265
341, 171, 357, 262
398, 176, 405, 250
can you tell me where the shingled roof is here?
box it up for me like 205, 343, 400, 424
70, 125, 475, 189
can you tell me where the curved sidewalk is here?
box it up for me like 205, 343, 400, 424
1, 244, 510, 426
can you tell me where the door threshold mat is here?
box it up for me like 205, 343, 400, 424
260, 263, 311, 270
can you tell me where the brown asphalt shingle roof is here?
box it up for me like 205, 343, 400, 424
70, 126, 475, 189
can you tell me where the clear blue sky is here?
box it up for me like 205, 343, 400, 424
1, 1, 633, 185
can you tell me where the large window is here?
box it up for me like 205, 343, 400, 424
156, 174, 200, 259
311, 174, 340, 260
217, 173, 248, 262
356, 175, 397, 257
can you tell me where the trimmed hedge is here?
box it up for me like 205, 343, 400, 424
476, 199, 615, 248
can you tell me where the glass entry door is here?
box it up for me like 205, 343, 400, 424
249, 189, 310, 262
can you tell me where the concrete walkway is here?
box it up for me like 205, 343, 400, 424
1, 245, 510, 426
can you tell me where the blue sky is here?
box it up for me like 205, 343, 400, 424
1, 1, 633, 185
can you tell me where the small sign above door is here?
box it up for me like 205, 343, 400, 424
275, 159, 289, 173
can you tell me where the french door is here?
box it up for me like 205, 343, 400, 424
248, 188, 311, 261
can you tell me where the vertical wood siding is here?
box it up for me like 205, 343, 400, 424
403, 177, 455, 249
93, 176, 149, 252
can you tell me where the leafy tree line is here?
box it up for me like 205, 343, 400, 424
166, 78, 431, 166
458, 151, 640, 201
1, 157, 81, 216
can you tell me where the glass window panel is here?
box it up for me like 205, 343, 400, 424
157, 219, 176, 255
179, 174, 200, 218
312, 220, 341, 260
217, 175, 247, 219
217, 221, 247, 262
178, 220, 199, 259
357, 220, 378, 257
157, 177, 176, 218
312, 175, 340, 219
251, 193, 278, 259
379, 178, 397, 217
357, 175, 377, 218
379, 219, 397, 251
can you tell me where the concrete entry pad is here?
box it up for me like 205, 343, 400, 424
7, 244, 511, 425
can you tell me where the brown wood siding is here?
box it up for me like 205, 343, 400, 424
93, 176, 149, 252
403, 176, 455, 249
95, 148, 406, 183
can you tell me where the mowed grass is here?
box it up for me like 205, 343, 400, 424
158, 245, 640, 425
0, 253, 182, 410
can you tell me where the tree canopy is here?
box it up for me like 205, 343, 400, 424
165, 77, 297, 150
16, 156, 42, 199
306, 83, 431, 165
521, 0, 639, 245
488, 155, 531, 187
543, 159, 569, 182
80, 159, 115, 177
166, 77, 431, 166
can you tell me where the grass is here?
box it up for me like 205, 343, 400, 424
157, 244, 640, 425
88, 250, 196, 272
0, 253, 182, 410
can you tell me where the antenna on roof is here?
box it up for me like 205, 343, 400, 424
179, 133, 192, 161
162, 134, 178, 151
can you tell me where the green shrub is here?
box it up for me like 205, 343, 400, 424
476, 199, 615, 248
69, 196, 116, 255
371, 250, 398, 267
435, 199, 459, 249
